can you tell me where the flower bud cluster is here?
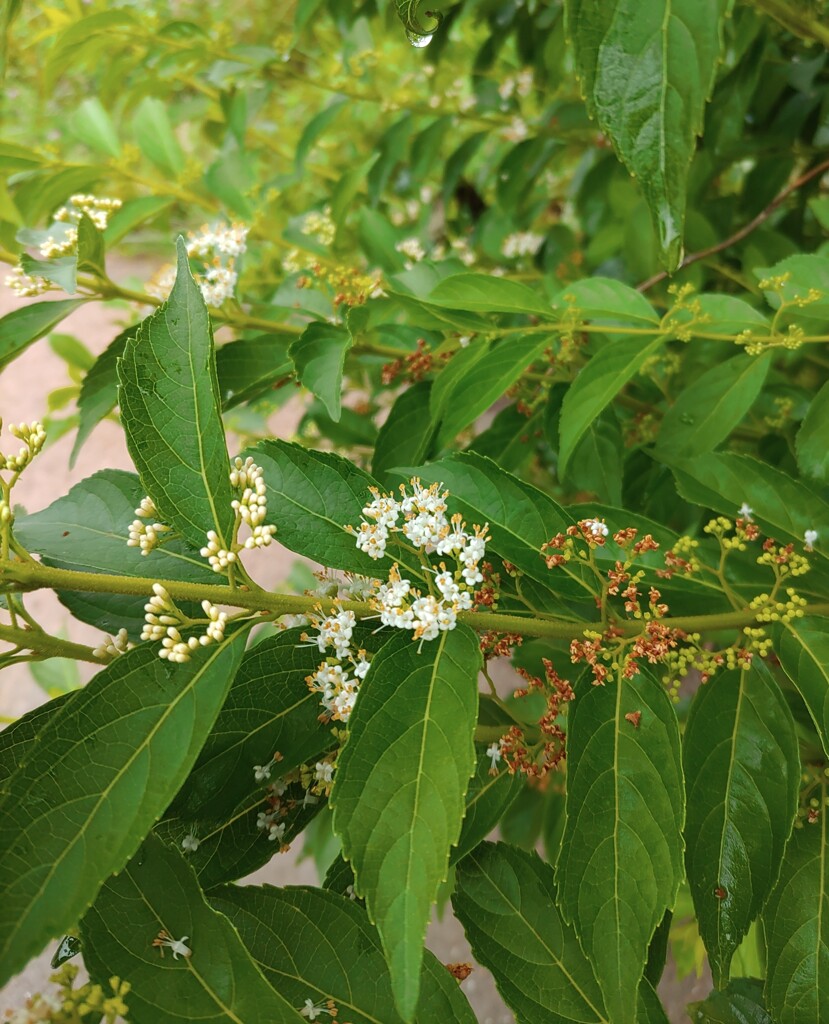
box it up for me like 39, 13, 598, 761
141, 584, 228, 663
230, 457, 277, 550
127, 519, 170, 556
4, 265, 51, 297
200, 530, 238, 572
92, 628, 133, 661
0, 420, 46, 474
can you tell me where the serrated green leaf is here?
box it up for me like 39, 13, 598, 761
552, 277, 659, 325
694, 297, 771, 337
0, 695, 72, 793
172, 628, 341, 819
453, 841, 608, 1023
427, 272, 552, 316
774, 616, 829, 757
670, 453, 829, 557
689, 978, 773, 1024
763, 783, 829, 1024
429, 340, 491, 422
468, 403, 543, 474
132, 96, 185, 176
211, 885, 477, 1023
331, 627, 480, 1020
0, 634, 247, 985
216, 334, 293, 410
289, 322, 352, 421
559, 335, 665, 477
564, 411, 623, 504
118, 238, 234, 550
372, 380, 436, 483
250, 439, 414, 577
81, 832, 304, 1024
683, 663, 799, 986
0, 298, 85, 368
453, 746, 524, 864
556, 670, 684, 1024
566, 0, 727, 267
436, 333, 551, 446
796, 378, 829, 483
656, 354, 771, 459
15, 469, 216, 636
70, 325, 135, 467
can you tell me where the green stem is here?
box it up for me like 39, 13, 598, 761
3, 559, 828, 641
0, 622, 105, 663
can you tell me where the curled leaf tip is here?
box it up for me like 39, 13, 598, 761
396, 1, 442, 42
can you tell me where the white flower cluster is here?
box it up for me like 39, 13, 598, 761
92, 628, 133, 661
146, 222, 248, 308
39, 194, 122, 258
0, 421, 46, 473
4, 265, 51, 297
502, 231, 544, 258
350, 479, 489, 644
395, 237, 426, 266
127, 495, 170, 556
304, 607, 371, 723
141, 584, 227, 663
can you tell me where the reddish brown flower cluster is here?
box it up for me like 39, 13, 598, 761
736, 517, 760, 541
657, 549, 697, 579
630, 620, 683, 669
474, 562, 500, 608
570, 635, 608, 685
381, 339, 450, 385
541, 533, 569, 568
479, 630, 523, 660
500, 660, 575, 777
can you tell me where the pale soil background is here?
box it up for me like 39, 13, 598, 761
0, 260, 709, 1022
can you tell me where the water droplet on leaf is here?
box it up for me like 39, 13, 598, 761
406, 29, 434, 47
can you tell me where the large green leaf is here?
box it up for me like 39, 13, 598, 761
551, 278, 660, 325
372, 380, 436, 483
0, 633, 247, 986
215, 334, 293, 410
0, 694, 72, 792
331, 627, 480, 1020
566, 0, 727, 267
670, 453, 829, 556
683, 663, 799, 986
250, 439, 396, 575
453, 745, 524, 864
435, 333, 551, 447
559, 335, 665, 478
172, 628, 344, 819
774, 616, 829, 757
211, 885, 477, 1023
556, 670, 684, 1024
0, 298, 85, 368
688, 979, 773, 1024
118, 238, 234, 551
132, 96, 185, 176
70, 324, 135, 467
81, 833, 304, 1024
656, 354, 771, 459
15, 469, 216, 636
796, 379, 829, 483
763, 785, 829, 1024
453, 842, 609, 1023
427, 272, 552, 316
289, 322, 352, 422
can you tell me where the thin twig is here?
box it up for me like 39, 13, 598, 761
638, 157, 829, 291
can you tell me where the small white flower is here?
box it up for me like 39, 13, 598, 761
486, 742, 503, 772
181, 833, 199, 853
584, 519, 609, 538
804, 529, 819, 552
314, 761, 334, 784
738, 503, 754, 521
153, 932, 192, 960
395, 237, 426, 263
254, 763, 272, 782
501, 231, 544, 259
